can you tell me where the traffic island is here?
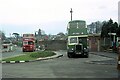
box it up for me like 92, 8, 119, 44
1, 51, 63, 64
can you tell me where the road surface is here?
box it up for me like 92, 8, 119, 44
2, 50, 118, 78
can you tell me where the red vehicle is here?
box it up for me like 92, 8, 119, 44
22, 34, 36, 52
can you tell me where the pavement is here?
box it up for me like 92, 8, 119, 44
87, 52, 118, 65
90, 51, 118, 59
1, 51, 63, 64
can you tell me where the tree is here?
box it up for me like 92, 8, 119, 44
12, 33, 19, 41
111, 22, 118, 33
101, 19, 119, 51
38, 29, 41, 36
35, 32, 37, 37
57, 32, 65, 36
56, 32, 66, 40
101, 21, 109, 38
101, 19, 117, 38
2, 32, 6, 40
0, 31, 6, 40
108, 18, 113, 25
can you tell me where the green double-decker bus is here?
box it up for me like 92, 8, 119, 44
67, 20, 89, 58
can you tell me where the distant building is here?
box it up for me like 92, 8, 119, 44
118, 1, 120, 25
87, 21, 103, 34
87, 23, 96, 34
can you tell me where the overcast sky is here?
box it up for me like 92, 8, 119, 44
0, 0, 119, 37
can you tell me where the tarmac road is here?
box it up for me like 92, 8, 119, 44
2, 50, 118, 78
2, 47, 25, 59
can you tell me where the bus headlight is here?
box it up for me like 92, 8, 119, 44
84, 48, 88, 52
84, 48, 86, 50
71, 48, 74, 51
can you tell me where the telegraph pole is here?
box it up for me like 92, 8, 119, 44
70, 8, 73, 21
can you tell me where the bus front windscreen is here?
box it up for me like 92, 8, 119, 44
70, 37, 77, 44
28, 41, 34, 45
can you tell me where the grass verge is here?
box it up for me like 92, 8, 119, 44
2, 51, 56, 62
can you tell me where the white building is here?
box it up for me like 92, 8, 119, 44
118, 1, 120, 25
87, 21, 103, 34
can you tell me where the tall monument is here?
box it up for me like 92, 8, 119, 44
118, 1, 120, 25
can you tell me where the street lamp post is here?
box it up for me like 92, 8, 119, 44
70, 8, 73, 21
